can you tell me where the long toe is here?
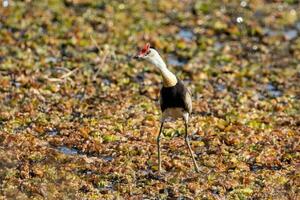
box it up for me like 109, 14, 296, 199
194, 164, 201, 173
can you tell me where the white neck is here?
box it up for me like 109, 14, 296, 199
146, 49, 177, 87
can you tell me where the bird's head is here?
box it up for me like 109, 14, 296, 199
133, 43, 161, 64
133, 43, 177, 87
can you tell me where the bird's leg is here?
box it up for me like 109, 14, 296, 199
184, 120, 200, 173
157, 122, 164, 173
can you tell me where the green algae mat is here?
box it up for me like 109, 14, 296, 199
0, 0, 299, 199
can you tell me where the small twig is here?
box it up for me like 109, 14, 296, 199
46, 77, 64, 82
52, 66, 71, 73
46, 66, 82, 82
90, 34, 101, 53
60, 67, 80, 79
93, 51, 109, 81
47, 65, 86, 84
90, 34, 109, 81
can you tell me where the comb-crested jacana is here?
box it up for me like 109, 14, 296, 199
134, 43, 200, 173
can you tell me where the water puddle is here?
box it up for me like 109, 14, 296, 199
102, 78, 111, 86
215, 83, 226, 92
55, 145, 114, 163
214, 41, 224, 51
296, 22, 300, 31
57, 146, 79, 155
2, 0, 9, 7
178, 28, 194, 41
263, 27, 298, 40
103, 156, 113, 162
265, 83, 282, 98
250, 164, 264, 172
11, 79, 21, 88
263, 28, 280, 37
284, 29, 298, 40
167, 54, 187, 67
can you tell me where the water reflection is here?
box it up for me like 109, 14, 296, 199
215, 83, 226, 92
214, 41, 224, 51
236, 17, 243, 23
240, 1, 247, 7
296, 22, 300, 31
57, 146, 78, 155
178, 28, 194, 41
284, 29, 298, 40
265, 83, 282, 98
3, 0, 9, 7
167, 54, 187, 67
263, 27, 298, 40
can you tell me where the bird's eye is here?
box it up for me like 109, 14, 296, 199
145, 50, 150, 56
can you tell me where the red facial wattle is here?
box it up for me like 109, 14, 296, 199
139, 43, 150, 56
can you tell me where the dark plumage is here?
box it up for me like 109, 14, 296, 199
160, 79, 192, 114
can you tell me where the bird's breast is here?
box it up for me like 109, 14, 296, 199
160, 80, 191, 113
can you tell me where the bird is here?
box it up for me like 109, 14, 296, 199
134, 43, 200, 173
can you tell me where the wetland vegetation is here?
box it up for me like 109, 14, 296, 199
0, 0, 299, 199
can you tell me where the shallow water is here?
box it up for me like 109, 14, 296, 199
284, 29, 298, 40
214, 41, 224, 51
178, 28, 194, 41
57, 146, 79, 155
265, 83, 282, 98
2, 0, 9, 7
102, 156, 113, 162
296, 22, 300, 31
167, 54, 187, 67
215, 83, 226, 92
